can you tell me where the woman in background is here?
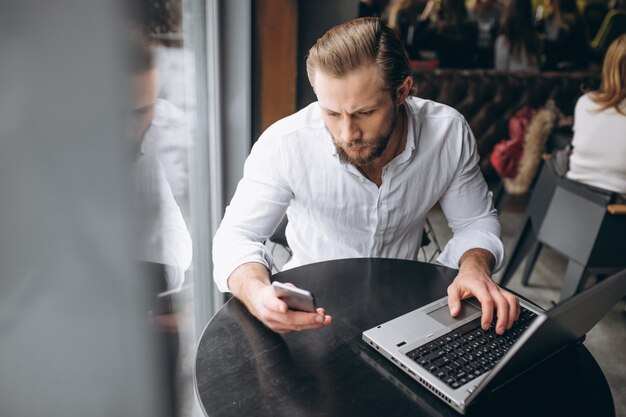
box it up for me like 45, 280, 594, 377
386, 0, 427, 56
469, 0, 501, 67
434, 0, 478, 68
495, 0, 542, 71
539, 0, 590, 70
566, 34, 626, 194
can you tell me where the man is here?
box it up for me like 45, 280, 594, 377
213, 17, 519, 335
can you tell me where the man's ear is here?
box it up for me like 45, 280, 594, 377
396, 75, 413, 105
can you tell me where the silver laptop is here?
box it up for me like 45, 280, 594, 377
362, 270, 626, 414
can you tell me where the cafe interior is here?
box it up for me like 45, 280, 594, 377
1, 0, 624, 416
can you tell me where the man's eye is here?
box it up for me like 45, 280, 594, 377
358, 111, 373, 116
327, 113, 339, 118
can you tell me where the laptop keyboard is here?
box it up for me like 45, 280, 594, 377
406, 308, 537, 389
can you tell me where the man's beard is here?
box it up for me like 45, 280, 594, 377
332, 107, 397, 167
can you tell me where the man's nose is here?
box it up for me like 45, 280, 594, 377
340, 116, 361, 142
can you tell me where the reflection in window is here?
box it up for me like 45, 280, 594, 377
135, 1, 206, 415
133, 1, 251, 414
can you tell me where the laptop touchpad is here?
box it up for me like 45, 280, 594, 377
427, 301, 481, 327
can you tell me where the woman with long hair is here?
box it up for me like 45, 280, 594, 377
469, 0, 501, 67
495, 0, 542, 71
386, 0, 426, 55
434, 0, 479, 68
539, 0, 590, 70
566, 34, 626, 193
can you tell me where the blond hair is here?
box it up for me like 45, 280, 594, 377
592, 34, 626, 115
306, 17, 413, 98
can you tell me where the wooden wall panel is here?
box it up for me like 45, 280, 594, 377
256, 0, 298, 132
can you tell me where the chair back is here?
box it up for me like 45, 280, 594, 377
534, 160, 626, 266
269, 215, 289, 248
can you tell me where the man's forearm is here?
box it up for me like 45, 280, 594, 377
458, 248, 495, 277
227, 262, 271, 306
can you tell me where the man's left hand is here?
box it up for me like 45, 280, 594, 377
447, 248, 520, 335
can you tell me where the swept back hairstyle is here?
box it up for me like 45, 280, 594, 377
592, 34, 626, 115
306, 17, 413, 98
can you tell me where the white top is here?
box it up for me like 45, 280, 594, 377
212, 97, 503, 292
566, 94, 626, 193
494, 36, 539, 72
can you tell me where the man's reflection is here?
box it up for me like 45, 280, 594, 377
128, 25, 192, 294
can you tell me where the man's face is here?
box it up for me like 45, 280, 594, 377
130, 67, 159, 144
313, 65, 398, 167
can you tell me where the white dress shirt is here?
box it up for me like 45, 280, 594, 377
135, 104, 192, 292
566, 94, 626, 194
142, 98, 190, 223
213, 97, 503, 292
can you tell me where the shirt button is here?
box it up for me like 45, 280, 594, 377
377, 202, 382, 208
359, 177, 365, 183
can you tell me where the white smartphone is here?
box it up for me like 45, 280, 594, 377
272, 281, 317, 313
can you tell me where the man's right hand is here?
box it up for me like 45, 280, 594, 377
227, 262, 332, 333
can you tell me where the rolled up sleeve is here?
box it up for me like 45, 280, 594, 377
212, 134, 293, 293
436, 122, 504, 271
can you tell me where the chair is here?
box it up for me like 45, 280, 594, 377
418, 217, 442, 263
499, 159, 626, 301
267, 216, 441, 271
268, 214, 291, 254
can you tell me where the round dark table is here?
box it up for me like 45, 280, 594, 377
195, 258, 614, 417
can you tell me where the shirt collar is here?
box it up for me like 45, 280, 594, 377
390, 104, 417, 166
